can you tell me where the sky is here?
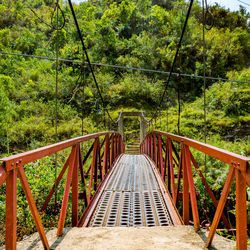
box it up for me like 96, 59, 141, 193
208, 0, 250, 12
72, 0, 250, 12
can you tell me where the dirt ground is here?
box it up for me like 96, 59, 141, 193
11, 226, 236, 250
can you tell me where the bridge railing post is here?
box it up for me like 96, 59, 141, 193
87, 138, 99, 205
158, 135, 164, 179
185, 146, 200, 231
102, 135, 109, 179
119, 135, 122, 154
168, 138, 176, 202
153, 134, 157, 166
235, 167, 247, 250
165, 138, 171, 192
5, 169, 17, 250
150, 134, 153, 159
72, 144, 80, 227
175, 144, 184, 205
182, 145, 189, 225
146, 136, 148, 155
94, 138, 100, 191
78, 146, 88, 206
57, 145, 78, 236
206, 166, 235, 247
110, 134, 114, 165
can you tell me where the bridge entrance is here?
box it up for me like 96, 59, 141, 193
117, 111, 148, 143
122, 116, 140, 144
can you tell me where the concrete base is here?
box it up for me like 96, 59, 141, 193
15, 226, 235, 250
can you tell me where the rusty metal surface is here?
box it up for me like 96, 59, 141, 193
89, 154, 174, 227
148, 130, 249, 170
0, 131, 118, 171
0, 131, 125, 249
141, 130, 249, 248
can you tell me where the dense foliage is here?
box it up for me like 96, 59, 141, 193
0, 0, 249, 244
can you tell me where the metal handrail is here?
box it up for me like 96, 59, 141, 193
140, 130, 249, 250
0, 131, 125, 249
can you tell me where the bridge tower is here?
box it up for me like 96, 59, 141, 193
117, 111, 148, 143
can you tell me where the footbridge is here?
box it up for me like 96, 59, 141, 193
1, 0, 249, 249
0, 129, 249, 249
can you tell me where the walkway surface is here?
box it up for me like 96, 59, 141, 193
89, 154, 174, 227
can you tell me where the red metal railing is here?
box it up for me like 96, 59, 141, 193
140, 130, 249, 250
0, 131, 125, 250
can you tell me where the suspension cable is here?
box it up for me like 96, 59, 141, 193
54, 0, 59, 211
81, 55, 85, 136
67, 0, 116, 125
177, 77, 181, 135
166, 96, 169, 132
202, 0, 209, 224
203, 1, 207, 147
148, 0, 194, 123
0, 51, 248, 84
177, 50, 182, 135
103, 106, 106, 130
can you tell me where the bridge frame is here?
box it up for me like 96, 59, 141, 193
117, 111, 148, 143
141, 130, 249, 250
0, 129, 249, 249
0, 131, 125, 250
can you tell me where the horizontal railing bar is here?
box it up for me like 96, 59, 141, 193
149, 130, 249, 170
0, 131, 118, 171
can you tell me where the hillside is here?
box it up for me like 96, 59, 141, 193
0, 0, 249, 155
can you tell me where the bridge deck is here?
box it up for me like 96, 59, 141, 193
87, 154, 182, 227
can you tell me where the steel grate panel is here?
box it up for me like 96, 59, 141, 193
91, 191, 112, 227
89, 155, 173, 227
152, 191, 172, 226
119, 192, 131, 226
143, 191, 156, 227
133, 192, 143, 226
106, 192, 121, 227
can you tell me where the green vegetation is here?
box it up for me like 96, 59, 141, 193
0, 0, 249, 244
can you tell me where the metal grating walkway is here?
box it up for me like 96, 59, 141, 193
89, 154, 173, 227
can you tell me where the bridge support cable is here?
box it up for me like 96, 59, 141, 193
81, 58, 85, 137
201, 0, 215, 228
177, 53, 182, 135
202, 0, 208, 227
67, 0, 116, 125
148, 0, 194, 123
177, 83, 181, 135
54, 0, 60, 210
